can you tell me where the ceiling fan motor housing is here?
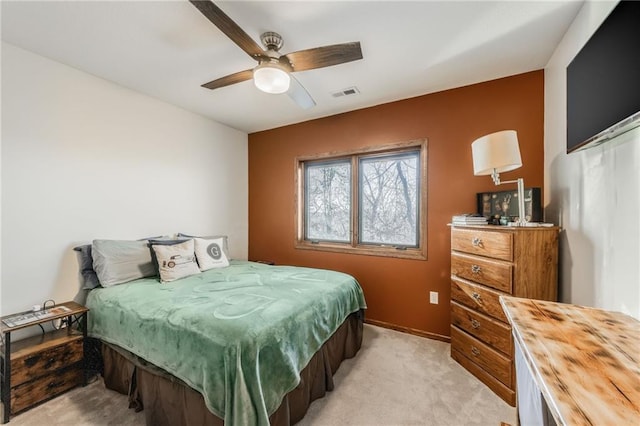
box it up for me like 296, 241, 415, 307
261, 31, 284, 52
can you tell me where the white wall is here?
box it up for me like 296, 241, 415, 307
544, 0, 639, 319
1, 42, 248, 316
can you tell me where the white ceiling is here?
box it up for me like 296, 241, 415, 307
1, 0, 584, 133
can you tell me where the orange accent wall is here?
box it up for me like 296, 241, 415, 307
248, 71, 544, 338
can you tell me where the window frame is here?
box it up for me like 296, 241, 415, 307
303, 157, 352, 244
295, 139, 427, 260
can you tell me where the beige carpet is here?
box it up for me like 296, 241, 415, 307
8, 324, 516, 425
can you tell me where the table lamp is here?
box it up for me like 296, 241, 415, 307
471, 130, 527, 225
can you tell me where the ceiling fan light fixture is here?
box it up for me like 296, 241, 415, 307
253, 64, 290, 94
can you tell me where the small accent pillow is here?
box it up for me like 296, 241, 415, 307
92, 240, 156, 287
147, 238, 190, 275
194, 237, 230, 271
152, 239, 201, 283
177, 233, 231, 260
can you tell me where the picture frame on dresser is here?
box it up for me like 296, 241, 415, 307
477, 187, 542, 224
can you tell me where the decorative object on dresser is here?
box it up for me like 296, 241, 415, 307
501, 297, 640, 425
450, 225, 559, 406
0, 301, 89, 423
477, 187, 542, 224
471, 130, 528, 226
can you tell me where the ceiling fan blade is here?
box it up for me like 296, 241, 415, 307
189, 1, 265, 60
283, 42, 362, 72
201, 69, 254, 90
287, 75, 316, 110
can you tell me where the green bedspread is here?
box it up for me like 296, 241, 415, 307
86, 261, 366, 425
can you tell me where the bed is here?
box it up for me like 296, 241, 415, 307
84, 259, 366, 426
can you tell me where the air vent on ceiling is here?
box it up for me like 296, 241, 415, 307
331, 86, 360, 98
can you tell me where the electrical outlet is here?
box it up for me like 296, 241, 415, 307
429, 291, 439, 304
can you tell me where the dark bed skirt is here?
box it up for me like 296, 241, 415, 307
99, 310, 364, 426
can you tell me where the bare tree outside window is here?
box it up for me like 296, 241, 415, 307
359, 152, 419, 246
297, 139, 427, 260
305, 161, 351, 242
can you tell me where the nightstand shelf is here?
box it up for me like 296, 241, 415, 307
0, 301, 88, 423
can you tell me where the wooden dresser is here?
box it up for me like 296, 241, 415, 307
449, 225, 559, 406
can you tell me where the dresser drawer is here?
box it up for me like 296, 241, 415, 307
451, 326, 512, 387
11, 366, 83, 413
451, 252, 513, 293
11, 336, 83, 387
451, 301, 512, 356
451, 228, 513, 261
451, 277, 508, 323
451, 348, 515, 406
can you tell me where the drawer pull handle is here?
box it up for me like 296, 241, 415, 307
24, 355, 40, 367
47, 380, 63, 390
471, 292, 482, 302
471, 319, 481, 329
471, 237, 482, 247
471, 346, 480, 356
44, 357, 56, 369
471, 265, 481, 274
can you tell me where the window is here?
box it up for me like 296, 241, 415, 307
296, 139, 427, 259
305, 160, 351, 243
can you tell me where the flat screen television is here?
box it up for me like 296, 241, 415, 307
566, 0, 640, 153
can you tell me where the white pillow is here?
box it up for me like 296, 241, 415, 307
194, 237, 230, 271
152, 239, 201, 283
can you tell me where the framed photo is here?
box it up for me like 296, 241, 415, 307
477, 187, 542, 224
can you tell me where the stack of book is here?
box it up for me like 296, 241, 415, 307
452, 214, 488, 226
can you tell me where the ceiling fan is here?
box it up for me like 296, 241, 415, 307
189, 0, 363, 109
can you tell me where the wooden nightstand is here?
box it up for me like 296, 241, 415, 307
0, 301, 89, 423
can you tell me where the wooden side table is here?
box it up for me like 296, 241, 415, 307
0, 301, 89, 423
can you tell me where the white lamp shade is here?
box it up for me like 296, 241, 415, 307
471, 130, 522, 176
253, 65, 290, 94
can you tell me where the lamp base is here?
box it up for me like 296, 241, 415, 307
513, 177, 527, 226
491, 173, 528, 226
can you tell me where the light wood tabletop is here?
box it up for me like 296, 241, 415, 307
500, 296, 640, 426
